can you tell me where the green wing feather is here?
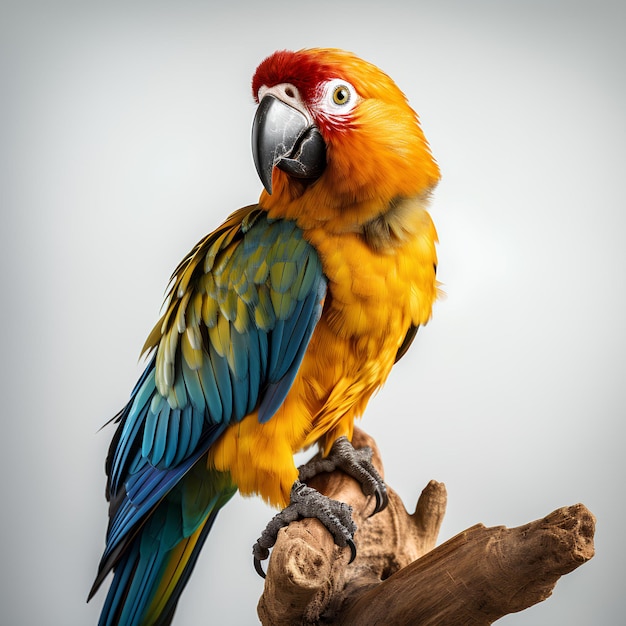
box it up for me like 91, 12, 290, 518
93, 205, 327, 626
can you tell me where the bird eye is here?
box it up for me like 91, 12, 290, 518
332, 85, 351, 106
322, 79, 358, 116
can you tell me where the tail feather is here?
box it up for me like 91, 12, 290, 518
98, 539, 140, 626
95, 461, 236, 626
143, 510, 219, 625
97, 506, 227, 626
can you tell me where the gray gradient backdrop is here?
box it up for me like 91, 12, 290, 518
2, 1, 624, 624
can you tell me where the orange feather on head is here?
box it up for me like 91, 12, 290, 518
251, 48, 440, 229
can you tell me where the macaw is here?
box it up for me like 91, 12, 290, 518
89, 48, 440, 625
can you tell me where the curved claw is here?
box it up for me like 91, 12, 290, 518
254, 556, 267, 579
347, 538, 357, 564
370, 482, 389, 517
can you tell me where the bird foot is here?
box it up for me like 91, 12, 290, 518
298, 435, 388, 515
252, 480, 357, 578
252, 437, 387, 578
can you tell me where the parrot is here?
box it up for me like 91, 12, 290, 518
89, 47, 440, 626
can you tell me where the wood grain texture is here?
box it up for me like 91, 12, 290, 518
257, 428, 595, 625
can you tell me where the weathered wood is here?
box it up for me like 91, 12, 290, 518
257, 428, 595, 625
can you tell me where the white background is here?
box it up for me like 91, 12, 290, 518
1, 1, 624, 624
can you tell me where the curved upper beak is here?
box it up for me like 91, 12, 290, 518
251, 94, 326, 194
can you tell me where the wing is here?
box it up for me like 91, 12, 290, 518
394, 324, 419, 363
394, 260, 437, 363
92, 205, 326, 593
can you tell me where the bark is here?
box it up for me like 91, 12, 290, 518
257, 428, 595, 625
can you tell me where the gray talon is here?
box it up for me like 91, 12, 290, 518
252, 438, 386, 577
253, 556, 267, 579
298, 436, 388, 515
371, 481, 388, 515
347, 538, 357, 563
252, 479, 357, 578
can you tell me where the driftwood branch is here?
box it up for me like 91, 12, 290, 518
257, 428, 595, 625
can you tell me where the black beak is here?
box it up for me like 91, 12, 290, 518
251, 94, 326, 194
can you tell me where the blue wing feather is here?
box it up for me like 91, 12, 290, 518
180, 361, 205, 412
197, 352, 222, 420
258, 278, 326, 422
164, 409, 180, 467
208, 342, 232, 423
92, 207, 327, 623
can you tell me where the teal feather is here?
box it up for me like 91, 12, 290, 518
198, 353, 222, 421
246, 331, 262, 413
297, 255, 322, 300
229, 326, 249, 380
187, 405, 203, 457
268, 318, 285, 377
255, 284, 276, 330
151, 403, 170, 466
181, 359, 205, 411
270, 260, 297, 292
270, 287, 298, 320
176, 407, 192, 465
231, 366, 248, 420
150, 393, 164, 416
171, 369, 188, 410
142, 407, 158, 459
276, 296, 313, 378
93, 207, 328, 625
164, 409, 181, 467
208, 342, 232, 423
133, 369, 157, 414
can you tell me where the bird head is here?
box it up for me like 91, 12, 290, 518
251, 48, 440, 229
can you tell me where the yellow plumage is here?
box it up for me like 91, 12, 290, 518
209, 49, 440, 507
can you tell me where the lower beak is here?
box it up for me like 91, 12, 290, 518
251, 94, 326, 194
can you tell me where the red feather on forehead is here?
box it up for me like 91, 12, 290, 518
252, 50, 339, 103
